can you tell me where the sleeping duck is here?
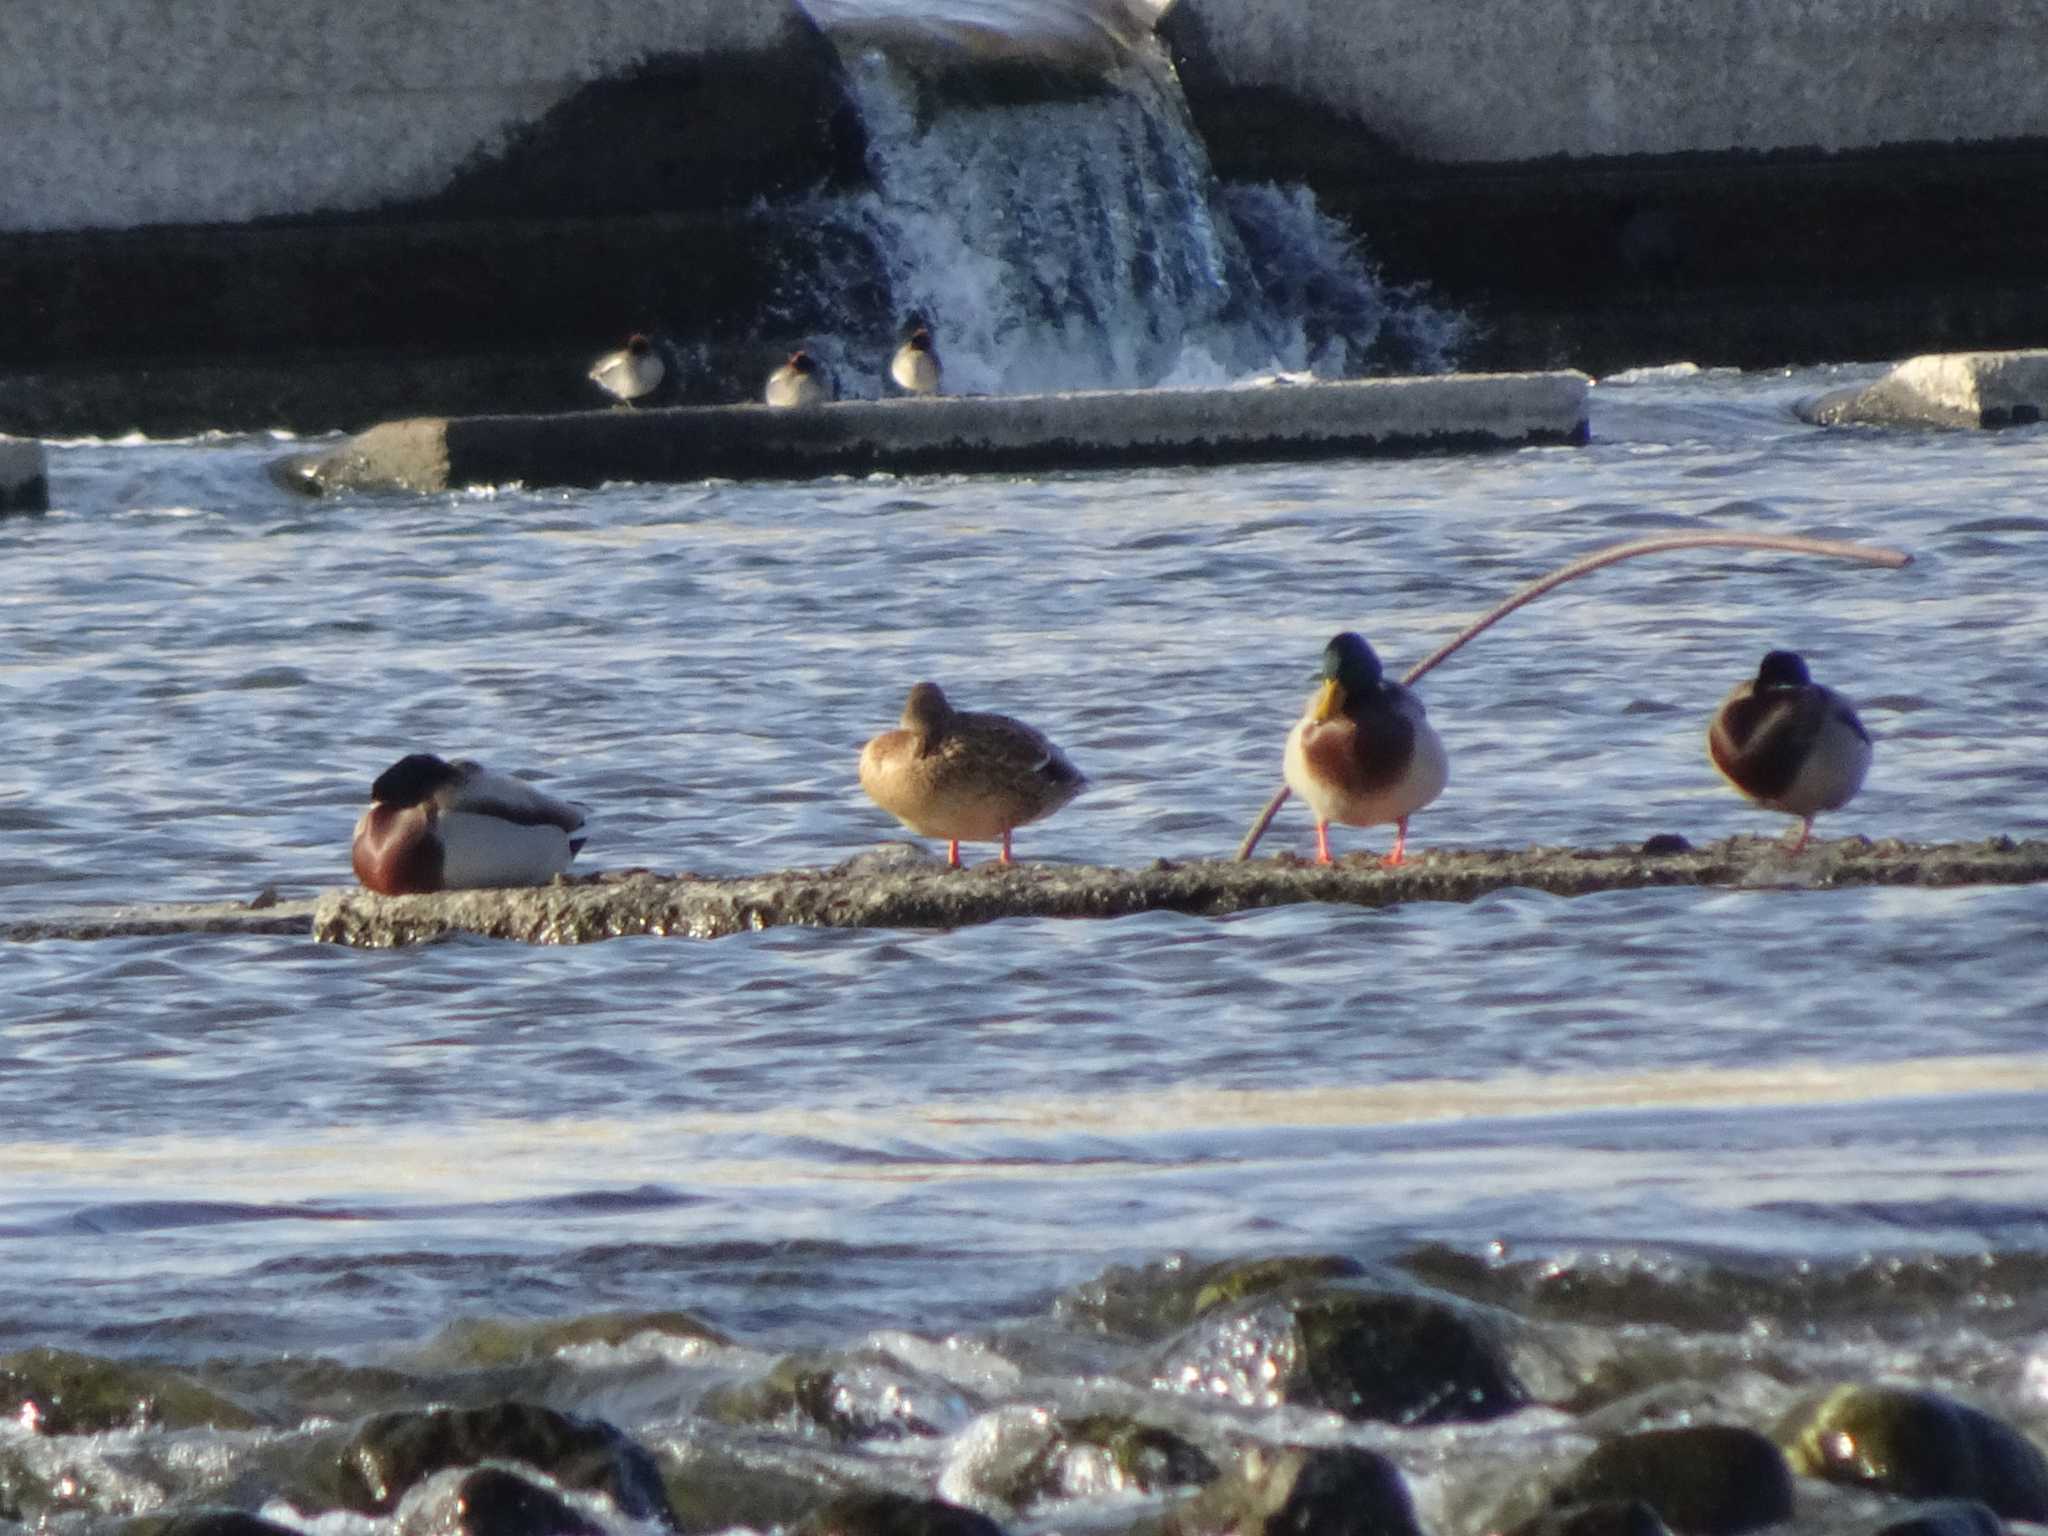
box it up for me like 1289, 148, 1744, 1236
1283, 631, 1448, 866
351, 753, 589, 895
858, 681, 1084, 868
1708, 649, 1870, 852
587, 333, 665, 406
888, 317, 942, 397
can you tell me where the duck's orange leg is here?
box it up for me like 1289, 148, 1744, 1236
1789, 816, 1814, 854
947, 839, 963, 869
1000, 830, 1014, 864
1383, 817, 1410, 868
1315, 822, 1333, 865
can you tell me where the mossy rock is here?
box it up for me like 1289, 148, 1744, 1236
1503, 1499, 1672, 1536
336, 1400, 675, 1526
657, 1435, 843, 1534
0, 1347, 263, 1436
1057, 1254, 1368, 1340
1156, 1283, 1526, 1426
792, 1489, 1008, 1536
1142, 1444, 1422, 1536
1546, 1426, 1793, 1536
450, 1467, 606, 1535
1780, 1384, 2048, 1520
416, 1310, 732, 1368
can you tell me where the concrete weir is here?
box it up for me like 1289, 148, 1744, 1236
305, 837, 2048, 948
1800, 349, 2048, 429
270, 372, 1591, 495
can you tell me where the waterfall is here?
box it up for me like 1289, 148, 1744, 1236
781, 0, 1469, 398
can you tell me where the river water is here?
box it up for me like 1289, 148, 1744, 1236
4, 365, 2048, 1530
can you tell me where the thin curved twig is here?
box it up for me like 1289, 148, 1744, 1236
1234, 531, 1913, 861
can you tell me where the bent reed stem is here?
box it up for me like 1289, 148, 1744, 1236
1234, 532, 1914, 861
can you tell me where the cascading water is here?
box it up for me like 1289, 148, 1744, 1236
784, 0, 1469, 398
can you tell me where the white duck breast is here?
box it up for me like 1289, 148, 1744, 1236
1282, 691, 1448, 826
437, 763, 588, 887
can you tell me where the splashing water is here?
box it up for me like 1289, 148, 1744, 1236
784, 6, 1469, 396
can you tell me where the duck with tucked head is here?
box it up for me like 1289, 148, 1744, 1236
765, 349, 831, 408
888, 316, 942, 397
1708, 649, 1870, 852
588, 333, 665, 407
859, 682, 1084, 868
351, 753, 589, 896
1283, 631, 1448, 866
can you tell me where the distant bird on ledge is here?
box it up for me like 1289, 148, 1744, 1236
588, 334, 665, 407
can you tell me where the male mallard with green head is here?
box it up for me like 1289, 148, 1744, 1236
1283, 631, 1448, 866
1708, 649, 1870, 852
859, 681, 1084, 868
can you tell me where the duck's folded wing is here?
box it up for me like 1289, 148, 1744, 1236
448, 764, 588, 834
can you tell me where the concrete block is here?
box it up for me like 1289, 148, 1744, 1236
269, 371, 1592, 495
1799, 349, 2048, 429
0, 434, 47, 512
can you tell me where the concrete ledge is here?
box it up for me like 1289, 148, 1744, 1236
307, 836, 2048, 948
0, 897, 318, 944
1799, 349, 2048, 429
269, 372, 1591, 494
0, 434, 47, 513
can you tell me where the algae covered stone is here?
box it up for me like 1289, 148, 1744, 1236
0, 1347, 263, 1436
1142, 1443, 1422, 1536
1154, 1282, 1527, 1425
336, 1400, 675, 1525
1543, 1425, 1793, 1536
1057, 1253, 1369, 1341
1780, 1384, 2048, 1519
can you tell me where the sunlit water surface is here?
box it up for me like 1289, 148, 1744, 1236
4, 366, 2048, 1530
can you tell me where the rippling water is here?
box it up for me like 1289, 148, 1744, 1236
4, 366, 2048, 1530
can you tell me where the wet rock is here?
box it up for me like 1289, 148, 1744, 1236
452, 1466, 605, 1536
309, 838, 2048, 947
0, 434, 46, 514
1780, 1384, 2048, 1520
954, 1406, 1220, 1509
0, 1347, 264, 1436
699, 1351, 970, 1443
1801, 350, 2048, 429
113, 1513, 305, 1536
656, 1432, 848, 1533
414, 1310, 732, 1368
1861, 1501, 2006, 1536
336, 1400, 675, 1526
1154, 1282, 1527, 1426
0, 897, 317, 943
793, 1489, 1008, 1536
1058, 1253, 1370, 1341
1140, 1443, 1422, 1536
1505, 1499, 1673, 1536
1543, 1425, 1794, 1536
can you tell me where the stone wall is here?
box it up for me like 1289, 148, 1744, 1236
9, 0, 2048, 234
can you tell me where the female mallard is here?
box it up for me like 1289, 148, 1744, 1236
1708, 649, 1870, 851
858, 682, 1084, 867
1283, 631, 1448, 866
351, 753, 589, 895
588, 333, 664, 406
888, 317, 942, 397
765, 349, 830, 408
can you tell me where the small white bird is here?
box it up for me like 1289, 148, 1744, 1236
351, 754, 588, 895
587, 333, 665, 406
765, 350, 831, 409
889, 318, 942, 397
1708, 649, 1871, 851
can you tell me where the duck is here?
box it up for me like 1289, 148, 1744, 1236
858, 682, 1085, 868
888, 316, 942, 397
1283, 631, 1448, 866
1708, 649, 1870, 852
351, 753, 589, 896
588, 333, 665, 406
765, 349, 831, 408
